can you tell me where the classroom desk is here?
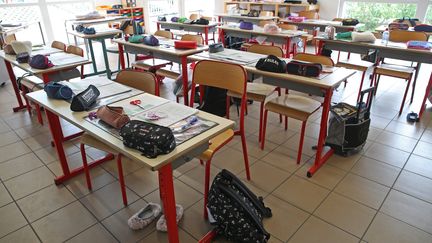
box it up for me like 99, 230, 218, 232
0, 21, 46, 46
67, 28, 122, 79
218, 25, 306, 57
113, 38, 208, 105
317, 38, 432, 119
215, 13, 279, 25
26, 83, 234, 243
0, 49, 91, 113
375, 25, 432, 39
156, 21, 218, 45
189, 50, 356, 177
279, 19, 363, 32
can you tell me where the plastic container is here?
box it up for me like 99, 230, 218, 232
382, 30, 389, 44
325, 25, 335, 40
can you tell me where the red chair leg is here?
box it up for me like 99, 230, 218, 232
258, 102, 263, 142
203, 158, 212, 220
374, 74, 381, 96
117, 154, 128, 206
297, 121, 307, 164
357, 71, 367, 102
240, 131, 251, 181
260, 110, 269, 150
200, 159, 204, 165
80, 143, 92, 190
399, 76, 412, 116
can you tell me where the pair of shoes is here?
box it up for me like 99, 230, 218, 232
156, 204, 184, 232
128, 203, 161, 230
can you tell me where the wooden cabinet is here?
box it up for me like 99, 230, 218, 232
224, 1, 319, 17
104, 7, 144, 34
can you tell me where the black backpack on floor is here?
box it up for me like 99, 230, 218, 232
207, 169, 272, 243
198, 86, 228, 117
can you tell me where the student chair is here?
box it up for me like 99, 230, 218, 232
51, 40, 66, 51
80, 70, 158, 206
189, 60, 250, 219
372, 30, 427, 115
261, 53, 334, 164
66, 45, 85, 79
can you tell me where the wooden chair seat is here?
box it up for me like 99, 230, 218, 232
265, 94, 321, 121
302, 33, 314, 41
21, 76, 44, 91
155, 68, 181, 80
198, 129, 235, 161
132, 59, 172, 71
228, 83, 276, 103
336, 59, 374, 72
81, 133, 119, 155
375, 63, 415, 80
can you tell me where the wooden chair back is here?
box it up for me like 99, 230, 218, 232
181, 34, 204, 45
248, 44, 284, 57
66, 45, 84, 57
259, 11, 274, 17
294, 53, 335, 66
116, 69, 157, 95
389, 30, 428, 43
51, 41, 66, 51
332, 18, 344, 22
154, 30, 173, 39
278, 23, 298, 31
189, 13, 199, 20
298, 11, 319, 19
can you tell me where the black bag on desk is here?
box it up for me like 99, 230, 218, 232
70, 85, 100, 112
120, 120, 176, 158
342, 18, 359, 26
255, 55, 287, 73
286, 60, 322, 77
207, 169, 272, 243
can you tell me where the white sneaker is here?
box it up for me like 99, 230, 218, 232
156, 204, 184, 232
128, 203, 161, 230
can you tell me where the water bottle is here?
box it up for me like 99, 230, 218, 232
325, 26, 335, 40
382, 30, 389, 44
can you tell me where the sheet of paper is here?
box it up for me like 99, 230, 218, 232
110, 93, 170, 116
97, 82, 133, 99
133, 102, 198, 127
59, 77, 112, 93
209, 49, 263, 64
49, 53, 87, 66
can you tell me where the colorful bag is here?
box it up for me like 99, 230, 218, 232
389, 22, 409, 31
255, 55, 287, 73
129, 35, 144, 43
406, 41, 432, 50
29, 54, 54, 69
70, 85, 100, 112
239, 21, 253, 30
44, 82, 73, 100
287, 60, 322, 77
143, 35, 159, 46
414, 24, 432, 32
394, 17, 420, 27
174, 40, 197, 49
96, 106, 130, 129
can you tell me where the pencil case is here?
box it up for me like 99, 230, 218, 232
174, 40, 197, 49
96, 106, 130, 129
286, 60, 322, 77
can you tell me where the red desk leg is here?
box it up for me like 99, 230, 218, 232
204, 27, 209, 45
159, 164, 179, 243
4, 60, 27, 112
419, 73, 432, 119
220, 30, 225, 47
307, 88, 334, 177
181, 56, 189, 106
157, 23, 161, 31
285, 38, 291, 58
199, 229, 218, 243
118, 43, 126, 70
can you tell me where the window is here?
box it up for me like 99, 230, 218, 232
426, 1, 432, 24
184, 0, 215, 18
342, 1, 417, 31
148, 0, 179, 33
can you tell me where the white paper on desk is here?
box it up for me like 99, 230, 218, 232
134, 102, 198, 127
210, 49, 263, 64
97, 82, 133, 99
32, 47, 61, 56
59, 77, 112, 93
112, 93, 169, 116
49, 53, 86, 66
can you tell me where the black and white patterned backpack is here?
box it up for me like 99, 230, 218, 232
207, 169, 272, 243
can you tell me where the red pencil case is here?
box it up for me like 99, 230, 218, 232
174, 41, 197, 49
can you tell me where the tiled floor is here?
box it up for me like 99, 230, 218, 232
1, 43, 432, 242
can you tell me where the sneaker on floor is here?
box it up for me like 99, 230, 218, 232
128, 202, 162, 230
156, 204, 184, 232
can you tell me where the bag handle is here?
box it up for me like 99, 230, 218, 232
356, 87, 375, 120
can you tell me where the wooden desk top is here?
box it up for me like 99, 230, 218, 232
0, 50, 91, 75
0, 22, 36, 35
27, 88, 234, 171
67, 28, 122, 39
279, 19, 364, 30
113, 38, 209, 57
156, 21, 219, 27
215, 14, 279, 21
69, 16, 130, 25
218, 25, 306, 38
190, 50, 355, 89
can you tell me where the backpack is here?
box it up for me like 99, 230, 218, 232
198, 86, 228, 117
207, 169, 272, 243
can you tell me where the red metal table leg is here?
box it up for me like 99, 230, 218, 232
419, 73, 432, 119
220, 30, 225, 47
159, 164, 179, 243
181, 56, 189, 106
285, 38, 291, 58
307, 88, 334, 177
204, 27, 209, 45
118, 43, 126, 70
157, 23, 161, 31
4, 60, 27, 112
199, 229, 218, 243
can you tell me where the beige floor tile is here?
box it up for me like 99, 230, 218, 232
232, 134, 278, 160
263, 195, 309, 241
178, 163, 221, 193
0, 153, 44, 181
0, 120, 11, 134
0, 183, 13, 207
413, 141, 432, 160
80, 181, 140, 220
32, 201, 97, 243
375, 131, 418, 153
0, 141, 31, 164
17, 184, 76, 222
102, 199, 155, 243
367, 127, 383, 141
173, 159, 201, 178
139, 228, 196, 242
369, 115, 392, 130
0, 225, 40, 243
34, 142, 79, 165
212, 147, 257, 175
404, 154, 432, 179
420, 129, 432, 144
314, 193, 376, 237
0, 203, 28, 238
4, 166, 54, 200
395, 170, 432, 204
272, 175, 329, 213
364, 142, 409, 168
364, 212, 432, 243
178, 199, 213, 239
14, 123, 49, 140
282, 134, 317, 157
326, 153, 362, 171
4, 113, 37, 130
288, 216, 359, 243
261, 146, 309, 173
296, 163, 346, 190
62, 166, 116, 199
335, 173, 390, 209
258, 123, 297, 145
381, 190, 432, 234
351, 157, 401, 187
102, 156, 145, 178
23, 132, 54, 151
66, 223, 118, 243
385, 121, 425, 139
239, 161, 290, 193
144, 179, 202, 210
124, 167, 159, 197
0, 131, 20, 148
